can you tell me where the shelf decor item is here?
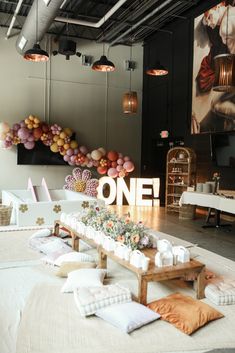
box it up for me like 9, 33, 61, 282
165, 147, 196, 213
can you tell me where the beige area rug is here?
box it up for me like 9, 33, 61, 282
0, 229, 235, 353
16, 239, 235, 353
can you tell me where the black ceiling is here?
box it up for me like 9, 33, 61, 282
0, 0, 220, 45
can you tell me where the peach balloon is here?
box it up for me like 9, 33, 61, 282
97, 166, 108, 175
98, 147, 106, 156
91, 149, 102, 161
0, 122, 10, 134
0, 132, 6, 140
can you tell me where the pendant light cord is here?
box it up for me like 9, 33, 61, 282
129, 44, 132, 91
226, 4, 229, 52
36, 0, 38, 43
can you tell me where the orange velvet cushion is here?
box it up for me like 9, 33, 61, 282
147, 292, 224, 335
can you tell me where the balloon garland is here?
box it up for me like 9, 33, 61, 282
0, 116, 135, 178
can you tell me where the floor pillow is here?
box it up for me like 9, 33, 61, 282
96, 301, 161, 333
74, 283, 131, 317
61, 268, 106, 293
54, 251, 95, 266
205, 279, 235, 305
56, 261, 96, 277
147, 292, 224, 335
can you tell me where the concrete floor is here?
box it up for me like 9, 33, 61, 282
152, 208, 235, 262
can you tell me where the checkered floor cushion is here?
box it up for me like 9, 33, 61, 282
205, 280, 235, 305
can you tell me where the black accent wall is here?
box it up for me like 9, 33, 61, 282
141, 0, 235, 204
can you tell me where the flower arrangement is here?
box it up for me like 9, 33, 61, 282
0, 117, 135, 178
77, 205, 152, 250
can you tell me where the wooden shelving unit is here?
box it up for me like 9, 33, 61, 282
165, 147, 196, 213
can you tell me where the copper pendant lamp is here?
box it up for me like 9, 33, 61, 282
146, 61, 168, 76
92, 54, 115, 72
24, 0, 49, 62
213, 5, 235, 92
122, 44, 138, 114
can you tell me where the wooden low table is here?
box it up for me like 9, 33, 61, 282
54, 220, 206, 305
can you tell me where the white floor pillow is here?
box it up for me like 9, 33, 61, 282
74, 284, 132, 316
54, 251, 95, 266
29, 228, 52, 239
205, 279, 235, 305
96, 301, 161, 333
61, 268, 106, 293
38, 238, 71, 255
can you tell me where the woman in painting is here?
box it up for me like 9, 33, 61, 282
193, 1, 235, 133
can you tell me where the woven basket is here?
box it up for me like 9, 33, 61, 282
0, 204, 12, 226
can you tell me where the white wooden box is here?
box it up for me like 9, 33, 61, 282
1, 189, 104, 227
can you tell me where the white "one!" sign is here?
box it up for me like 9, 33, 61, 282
97, 177, 160, 206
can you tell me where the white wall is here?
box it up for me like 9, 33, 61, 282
0, 32, 143, 192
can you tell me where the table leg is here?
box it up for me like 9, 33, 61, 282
202, 209, 231, 229
195, 267, 205, 299
71, 232, 79, 251
138, 276, 148, 305
98, 249, 107, 269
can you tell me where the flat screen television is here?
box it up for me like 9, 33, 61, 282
210, 133, 235, 167
17, 141, 67, 165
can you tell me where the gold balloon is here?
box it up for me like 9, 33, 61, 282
59, 131, 67, 139
70, 140, 78, 149
63, 127, 73, 137
50, 143, 59, 153
57, 138, 64, 147
53, 135, 59, 142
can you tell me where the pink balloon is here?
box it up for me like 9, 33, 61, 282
66, 148, 74, 156
124, 156, 130, 162
87, 161, 93, 168
92, 160, 99, 167
63, 155, 70, 162
13, 123, 20, 131
70, 155, 77, 163
73, 148, 79, 155
116, 165, 123, 172
68, 161, 75, 166
79, 145, 88, 155
107, 168, 118, 178
123, 161, 135, 172
117, 158, 124, 165
5, 135, 12, 142
20, 121, 26, 128
24, 141, 35, 150
18, 127, 30, 140
28, 135, 34, 142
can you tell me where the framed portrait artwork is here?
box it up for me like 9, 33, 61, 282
191, 1, 235, 134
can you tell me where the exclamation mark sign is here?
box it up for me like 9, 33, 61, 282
152, 178, 160, 206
